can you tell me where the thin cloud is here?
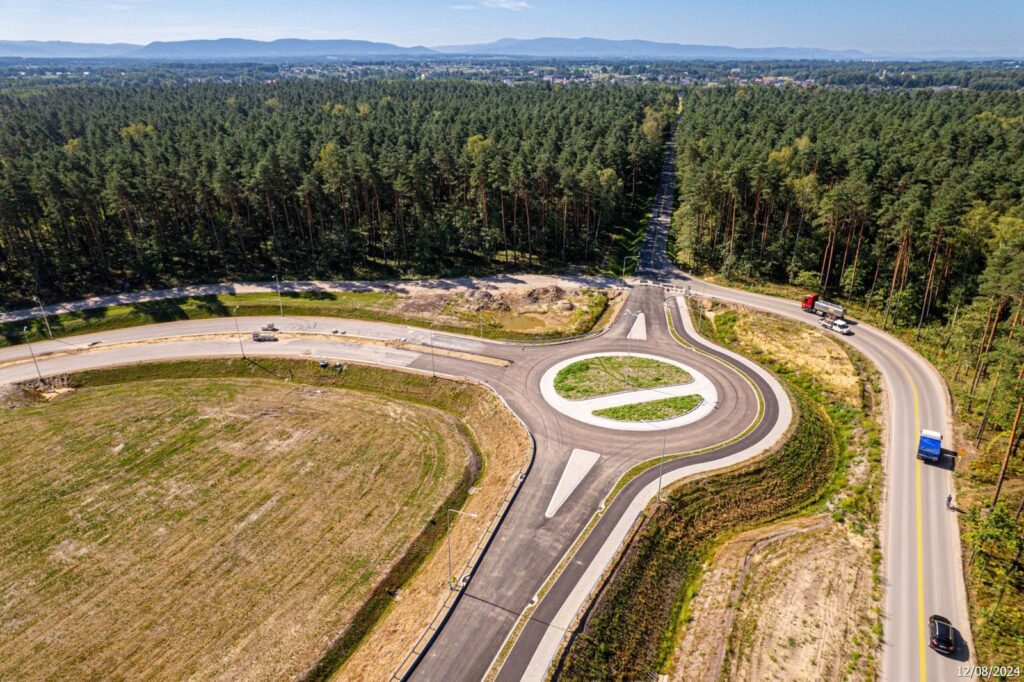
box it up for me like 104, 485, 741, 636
452, 0, 532, 10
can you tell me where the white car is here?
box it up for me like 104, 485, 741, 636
820, 317, 851, 335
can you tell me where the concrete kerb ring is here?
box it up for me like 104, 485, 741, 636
538, 351, 719, 432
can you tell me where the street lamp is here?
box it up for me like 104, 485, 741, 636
232, 306, 246, 359
429, 321, 437, 378
658, 425, 668, 503
622, 253, 635, 280
447, 508, 478, 590
274, 274, 283, 317
22, 326, 43, 383
622, 308, 641, 384
34, 297, 53, 340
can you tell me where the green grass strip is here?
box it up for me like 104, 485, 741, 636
593, 395, 702, 422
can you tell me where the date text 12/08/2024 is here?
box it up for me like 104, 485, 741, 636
958, 667, 1021, 679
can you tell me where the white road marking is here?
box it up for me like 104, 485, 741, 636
627, 313, 647, 341
520, 297, 791, 680
544, 449, 601, 519
539, 352, 717, 432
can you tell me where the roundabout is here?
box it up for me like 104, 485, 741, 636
539, 351, 717, 431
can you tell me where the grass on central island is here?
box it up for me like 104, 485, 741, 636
592, 394, 702, 422
554, 356, 692, 400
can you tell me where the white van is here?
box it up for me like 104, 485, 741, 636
820, 317, 851, 335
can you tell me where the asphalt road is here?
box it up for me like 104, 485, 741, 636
0, 286, 782, 681
0, 140, 973, 681
637, 140, 973, 681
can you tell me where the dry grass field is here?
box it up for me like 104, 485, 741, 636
0, 377, 473, 681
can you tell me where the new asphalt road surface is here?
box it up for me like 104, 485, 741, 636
638, 140, 973, 682
0, 141, 971, 681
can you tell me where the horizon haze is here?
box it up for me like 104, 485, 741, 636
1, 0, 1022, 56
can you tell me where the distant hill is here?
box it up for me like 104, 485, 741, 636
0, 40, 140, 59
132, 38, 436, 60
434, 37, 872, 60
0, 38, 436, 61
1, 36, 1019, 62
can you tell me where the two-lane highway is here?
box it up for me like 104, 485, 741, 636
0, 138, 974, 682
637, 151, 973, 680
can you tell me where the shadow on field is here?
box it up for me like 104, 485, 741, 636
131, 299, 189, 322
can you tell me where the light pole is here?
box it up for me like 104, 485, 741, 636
232, 306, 246, 359
622, 309, 641, 384
622, 254, 634, 279
34, 297, 53, 340
274, 274, 283, 317
658, 425, 668, 503
22, 326, 44, 383
447, 508, 478, 590
429, 322, 437, 378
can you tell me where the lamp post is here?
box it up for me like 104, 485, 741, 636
622, 254, 635, 280
232, 306, 246, 359
447, 508, 478, 590
658, 425, 668, 503
622, 309, 641, 384
429, 322, 437, 378
22, 326, 43, 383
274, 274, 283, 317
34, 297, 53, 340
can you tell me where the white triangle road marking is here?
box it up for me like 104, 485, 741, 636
544, 448, 601, 518
627, 312, 647, 341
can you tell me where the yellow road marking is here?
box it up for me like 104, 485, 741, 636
901, 360, 928, 682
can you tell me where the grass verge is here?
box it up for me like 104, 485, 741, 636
2, 289, 612, 348
592, 395, 702, 422
553, 301, 884, 680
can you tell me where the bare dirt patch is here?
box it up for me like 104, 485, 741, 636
664, 302, 883, 682
732, 313, 860, 407
714, 523, 877, 682
394, 285, 617, 337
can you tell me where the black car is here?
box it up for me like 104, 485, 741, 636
929, 614, 956, 654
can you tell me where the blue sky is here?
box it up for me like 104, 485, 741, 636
1, 0, 1021, 53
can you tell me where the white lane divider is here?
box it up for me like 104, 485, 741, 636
539, 352, 717, 432
627, 313, 647, 341
545, 449, 601, 519
519, 297, 792, 680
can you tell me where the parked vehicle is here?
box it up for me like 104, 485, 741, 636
929, 614, 956, 654
801, 293, 846, 319
820, 317, 851, 335
917, 429, 943, 463
261, 323, 278, 332
251, 331, 277, 342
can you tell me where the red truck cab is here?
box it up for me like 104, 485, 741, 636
801, 293, 818, 311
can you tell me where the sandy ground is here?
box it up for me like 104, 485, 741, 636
671, 516, 829, 681
394, 285, 619, 336
721, 523, 876, 682
2, 275, 624, 325
668, 303, 880, 682
732, 313, 861, 407
671, 517, 881, 682
334, 383, 531, 680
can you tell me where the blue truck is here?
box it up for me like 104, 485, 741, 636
917, 429, 943, 462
